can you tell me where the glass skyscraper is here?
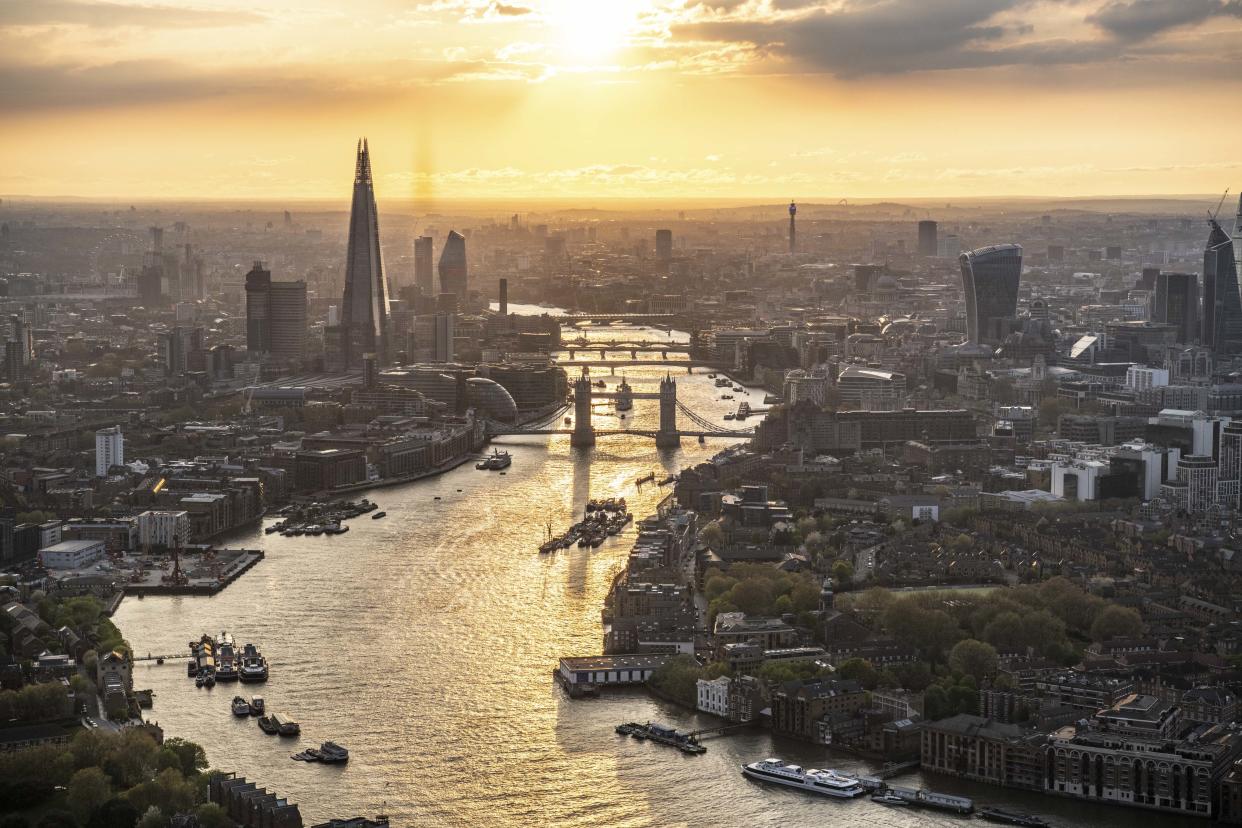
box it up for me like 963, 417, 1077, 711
1203, 217, 1242, 354
438, 230, 467, 299
959, 243, 1022, 345
339, 138, 389, 367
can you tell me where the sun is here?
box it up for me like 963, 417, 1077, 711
540, 0, 650, 61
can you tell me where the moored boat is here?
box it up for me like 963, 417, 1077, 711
740, 759, 864, 798
249, 696, 265, 716
231, 696, 251, 716
978, 808, 1049, 826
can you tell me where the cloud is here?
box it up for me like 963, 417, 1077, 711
0, 0, 266, 29
1087, 0, 1242, 40
669, 0, 1118, 76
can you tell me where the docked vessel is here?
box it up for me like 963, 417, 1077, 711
740, 759, 865, 798
476, 449, 512, 470
279, 717, 301, 737
318, 741, 349, 763
249, 696, 265, 716
371, 511, 387, 519
216, 634, 238, 682
626, 723, 705, 754
238, 643, 268, 683
871, 793, 908, 805
231, 696, 251, 716
978, 808, 1049, 826
258, 714, 280, 734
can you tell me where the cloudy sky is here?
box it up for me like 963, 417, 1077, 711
2, 0, 1241, 200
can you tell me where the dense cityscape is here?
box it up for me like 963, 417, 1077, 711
5, 0, 1242, 826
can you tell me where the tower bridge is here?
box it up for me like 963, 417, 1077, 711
486, 375, 755, 445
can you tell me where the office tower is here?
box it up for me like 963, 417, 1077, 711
960, 244, 1023, 345
9, 315, 32, 367
438, 230, 467, 298
161, 326, 203, 375
917, 220, 938, 256
1234, 194, 1242, 289
245, 262, 272, 354
362, 353, 378, 388
788, 201, 796, 254
4, 341, 25, 383
96, 426, 123, 477
138, 226, 165, 306
1152, 272, 1198, 344
544, 236, 566, 263
498, 278, 508, 317
338, 139, 390, 369
1048, 245, 1064, 262
433, 313, 454, 362
937, 234, 961, 258
1221, 420, 1242, 510
245, 262, 307, 366
414, 236, 434, 296
655, 229, 673, 262
1203, 218, 1242, 354
1138, 267, 1160, 291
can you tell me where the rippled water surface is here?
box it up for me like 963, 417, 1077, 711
115, 318, 1198, 828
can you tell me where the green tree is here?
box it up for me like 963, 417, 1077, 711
68, 767, 113, 825
699, 522, 725, 550
88, 799, 140, 828
1090, 605, 1144, 642
192, 805, 229, 828
834, 658, 878, 689
646, 656, 704, 707
134, 808, 164, 828
729, 579, 774, 615
948, 639, 999, 683
831, 559, 854, 587
157, 739, 207, 779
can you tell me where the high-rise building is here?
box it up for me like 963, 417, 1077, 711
655, 229, 673, 262
245, 261, 307, 367
433, 313, 454, 362
498, 278, 508, 317
160, 326, 203, 375
438, 230, 467, 299
1203, 218, 1242, 354
1152, 271, 1198, 344
138, 226, 165, 307
1233, 194, 1242, 290
788, 201, 797, 254
960, 244, 1023, 345
917, 220, 938, 256
95, 426, 124, 477
414, 236, 434, 296
337, 139, 390, 369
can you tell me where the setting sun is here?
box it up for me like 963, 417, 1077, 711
540, 0, 648, 60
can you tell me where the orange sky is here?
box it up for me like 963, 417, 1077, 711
2, 0, 1241, 200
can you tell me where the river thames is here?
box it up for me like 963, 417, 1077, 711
114, 313, 1199, 828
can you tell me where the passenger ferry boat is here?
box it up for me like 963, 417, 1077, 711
740, 759, 865, 798
476, 449, 512, 470
238, 643, 268, 683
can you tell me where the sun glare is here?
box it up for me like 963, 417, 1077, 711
541, 0, 648, 60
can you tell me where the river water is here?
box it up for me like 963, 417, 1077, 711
114, 312, 1198, 828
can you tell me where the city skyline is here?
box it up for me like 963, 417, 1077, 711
3, 0, 1242, 200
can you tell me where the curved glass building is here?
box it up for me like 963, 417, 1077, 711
438, 230, 467, 299
960, 243, 1022, 345
465, 377, 518, 423
1204, 218, 1242, 354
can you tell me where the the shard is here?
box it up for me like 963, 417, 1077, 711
1203, 217, 1241, 354
339, 138, 390, 368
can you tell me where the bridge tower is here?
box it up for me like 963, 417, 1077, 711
571, 371, 595, 447
656, 374, 680, 448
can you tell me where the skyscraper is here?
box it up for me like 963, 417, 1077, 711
788, 201, 797, 254
917, 220, 938, 256
438, 230, 467, 299
245, 261, 308, 367
96, 426, 123, 477
960, 244, 1022, 345
1233, 194, 1242, 289
433, 313, 454, 362
138, 226, 165, 307
338, 139, 390, 368
1152, 271, 1198, 344
655, 229, 673, 262
1202, 218, 1242, 354
414, 236, 434, 296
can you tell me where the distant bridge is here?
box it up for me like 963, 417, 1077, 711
486, 376, 754, 445
550, 312, 677, 323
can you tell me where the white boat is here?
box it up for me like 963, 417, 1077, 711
476, 449, 512, 470
871, 793, 909, 805
741, 759, 864, 799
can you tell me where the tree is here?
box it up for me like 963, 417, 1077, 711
831, 559, 854, 587
948, 639, 999, 683
134, 808, 164, 828
834, 658, 878, 689
730, 579, 774, 616
68, 767, 113, 824
699, 522, 724, 550
192, 805, 229, 828
158, 739, 207, 779
88, 799, 140, 828
1090, 605, 1144, 642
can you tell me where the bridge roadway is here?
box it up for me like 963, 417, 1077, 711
550, 312, 676, 322
489, 428, 753, 438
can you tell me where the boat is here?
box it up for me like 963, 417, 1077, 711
231, 696, 251, 716
476, 449, 512, 470
258, 714, 280, 734
292, 748, 320, 761
239, 644, 268, 683
195, 673, 205, 688
204, 673, 216, 688
317, 741, 349, 763
740, 759, 864, 798
714, 377, 730, 387
978, 808, 1049, 826
615, 722, 640, 735
187, 659, 198, 677
629, 723, 706, 754
279, 718, 301, 737
871, 793, 908, 805
724, 413, 735, 420
250, 696, 265, 716
371, 511, 387, 519
306, 525, 324, 536
708, 373, 717, 378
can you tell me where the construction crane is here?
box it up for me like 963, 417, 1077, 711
1210, 188, 1230, 222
